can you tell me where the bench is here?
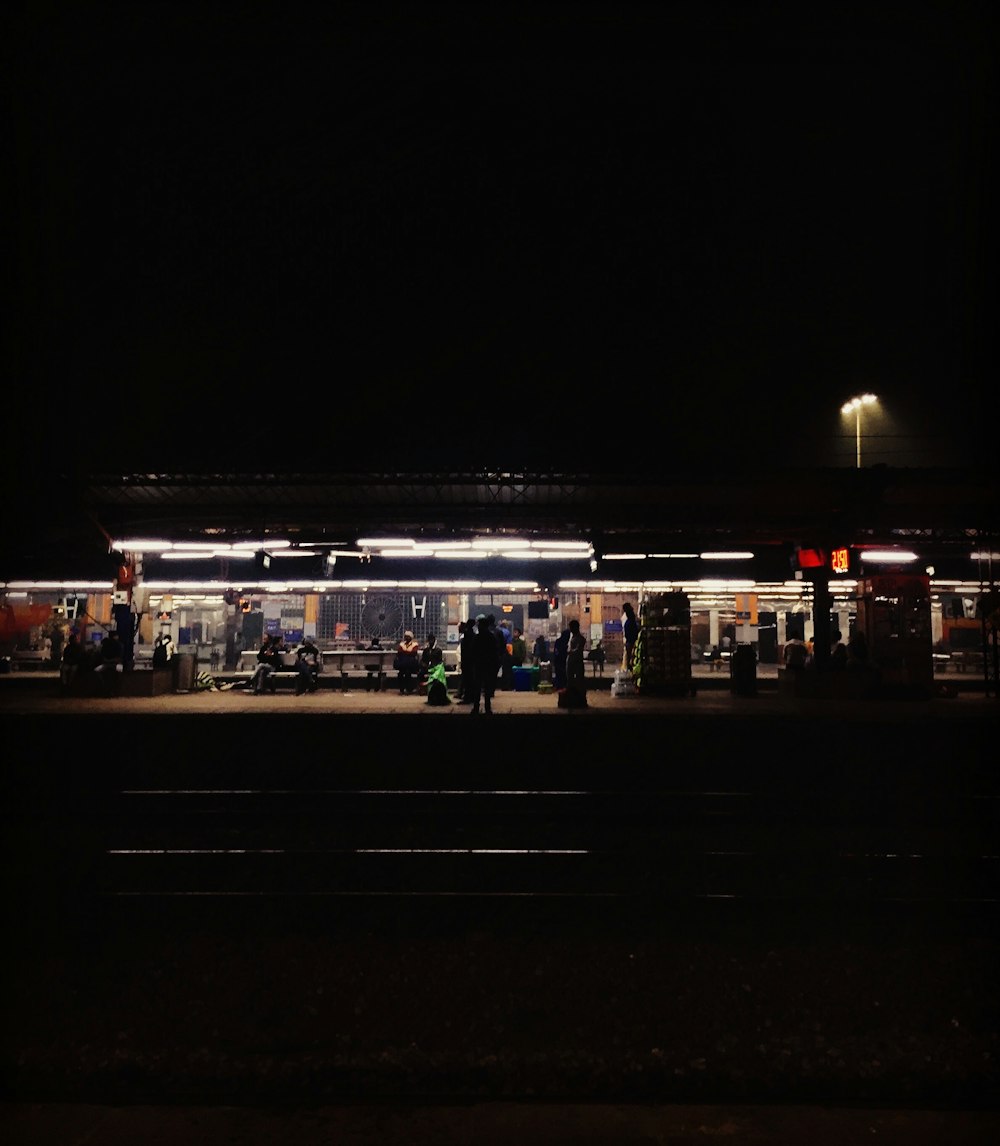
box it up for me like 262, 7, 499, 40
951, 650, 985, 674
235, 648, 391, 691
10, 650, 53, 671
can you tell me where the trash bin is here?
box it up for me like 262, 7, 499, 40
730, 644, 757, 697
512, 665, 536, 692
174, 652, 196, 692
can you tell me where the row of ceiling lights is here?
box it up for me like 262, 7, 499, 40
111, 536, 973, 567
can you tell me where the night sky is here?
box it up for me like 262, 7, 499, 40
7, 2, 995, 475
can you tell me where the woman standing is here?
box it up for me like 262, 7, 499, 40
395, 630, 421, 695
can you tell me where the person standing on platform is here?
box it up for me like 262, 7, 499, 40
621, 602, 640, 673
469, 614, 500, 715
60, 632, 83, 693
566, 618, 588, 703
457, 619, 476, 702
532, 632, 549, 666
552, 626, 570, 690
510, 627, 527, 669
395, 630, 421, 695
495, 617, 514, 690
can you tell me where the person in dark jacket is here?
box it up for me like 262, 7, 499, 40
250, 635, 283, 695
552, 628, 570, 690
621, 602, 640, 672
93, 628, 123, 694
468, 614, 500, 714
293, 635, 321, 694
420, 632, 443, 683
495, 617, 514, 690
457, 619, 476, 702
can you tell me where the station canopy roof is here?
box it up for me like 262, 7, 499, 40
3, 465, 997, 585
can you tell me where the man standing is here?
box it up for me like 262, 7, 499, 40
469, 614, 500, 715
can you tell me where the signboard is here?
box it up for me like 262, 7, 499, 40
830, 547, 850, 574
734, 593, 758, 624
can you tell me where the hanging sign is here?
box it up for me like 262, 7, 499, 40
734, 593, 758, 624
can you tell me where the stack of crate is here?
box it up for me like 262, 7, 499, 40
637, 592, 695, 696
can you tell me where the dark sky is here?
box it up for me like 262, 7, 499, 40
7, 1, 995, 474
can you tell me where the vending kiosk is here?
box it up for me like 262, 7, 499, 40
855, 573, 933, 698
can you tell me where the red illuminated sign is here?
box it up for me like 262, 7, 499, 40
796, 548, 825, 569
830, 547, 850, 574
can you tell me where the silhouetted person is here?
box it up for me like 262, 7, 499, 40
495, 617, 514, 690
783, 635, 807, 670
395, 630, 420, 694
847, 630, 870, 671
510, 627, 527, 668
60, 632, 83, 692
566, 618, 587, 703
469, 614, 500, 714
457, 619, 476, 702
152, 632, 174, 670
552, 627, 570, 690
621, 602, 640, 672
94, 629, 123, 695
420, 632, 443, 683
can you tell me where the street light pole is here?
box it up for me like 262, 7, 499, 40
840, 393, 877, 468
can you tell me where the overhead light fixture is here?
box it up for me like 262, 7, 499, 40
480, 538, 530, 550
355, 537, 413, 548
860, 550, 918, 563
112, 539, 174, 552
700, 552, 754, 560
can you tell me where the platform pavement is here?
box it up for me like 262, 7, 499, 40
0, 669, 994, 721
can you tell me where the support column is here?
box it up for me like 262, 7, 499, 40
809, 567, 833, 670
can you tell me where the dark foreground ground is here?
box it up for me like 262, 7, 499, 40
1, 687, 997, 1142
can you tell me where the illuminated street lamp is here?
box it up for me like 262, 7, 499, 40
841, 393, 878, 468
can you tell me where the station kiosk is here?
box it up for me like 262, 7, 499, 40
854, 573, 933, 698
